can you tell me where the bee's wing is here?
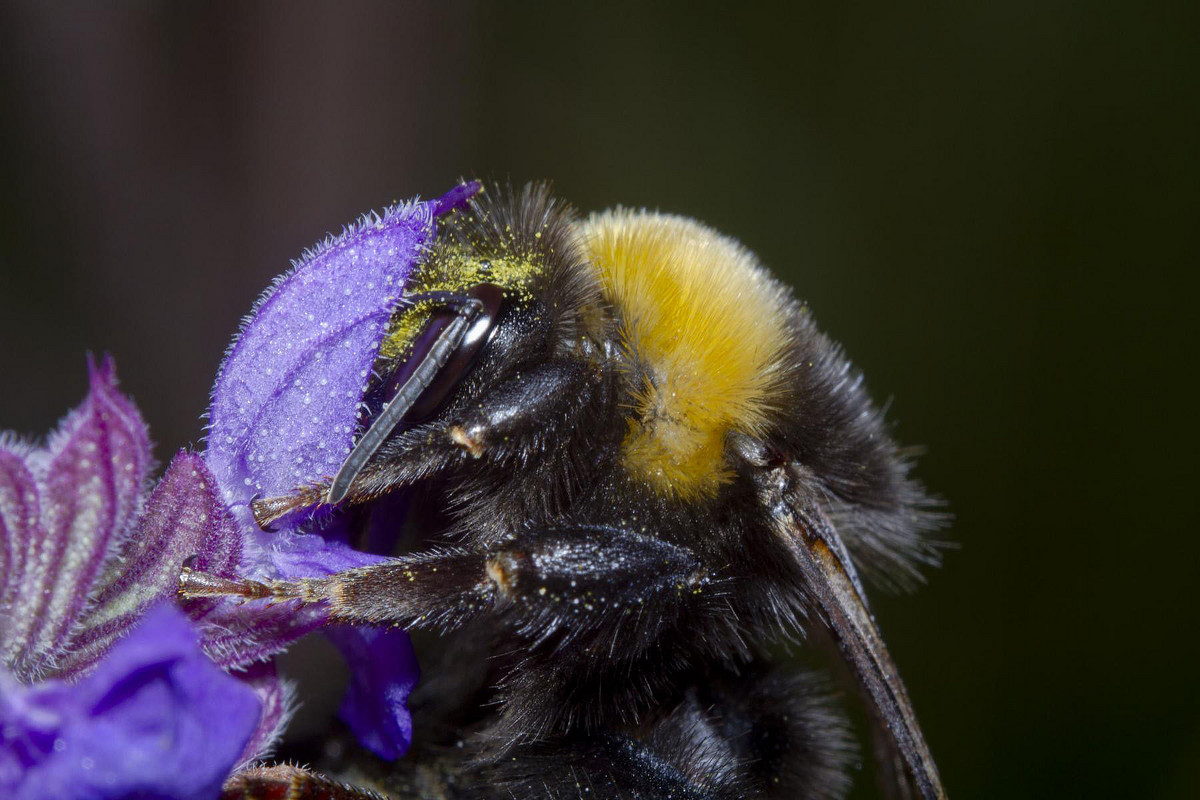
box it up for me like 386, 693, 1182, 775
770, 480, 946, 800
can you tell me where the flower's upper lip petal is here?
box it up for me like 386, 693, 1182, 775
205, 199, 435, 516
225, 309, 390, 496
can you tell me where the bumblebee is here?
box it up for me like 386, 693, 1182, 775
195, 184, 946, 799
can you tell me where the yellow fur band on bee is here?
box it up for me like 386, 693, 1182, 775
578, 210, 796, 499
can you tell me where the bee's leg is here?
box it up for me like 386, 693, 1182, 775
318, 528, 714, 644
250, 358, 606, 528
360, 358, 606, 488
179, 546, 492, 631
181, 528, 715, 645
437, 359, 606, 460
221, 764, 387, 800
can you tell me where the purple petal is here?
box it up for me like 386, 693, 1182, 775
255, 528, 389, 578
190, 533, 389, 670
432, 180, 483, 217
191, 599, 325, 672
1, 357, 152, 681
233, 660, 295, 766
325, 624, 419, 760
0, 603, 259, 800
203, 532, 419, 755
205, 198, 437, 530
56, 451, 242, 678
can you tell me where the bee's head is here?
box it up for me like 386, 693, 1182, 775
250, 183, 604, 528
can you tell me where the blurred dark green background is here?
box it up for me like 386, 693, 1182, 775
2, 2, 1195, 797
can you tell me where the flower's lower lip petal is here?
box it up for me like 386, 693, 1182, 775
2, 356, 152, 681
213, 529, 421, 759
325, 624, 419, 761
2, 604, 260, 800
259, 530, 392, 579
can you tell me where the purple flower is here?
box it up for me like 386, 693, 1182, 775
0, 603, 260, 800
206, 193, 438, 552
1, 356, 152, 681
201, 183, 477, 759
325, 625, 419, 761
1, 358, 290, 789
0, 183, 482, 791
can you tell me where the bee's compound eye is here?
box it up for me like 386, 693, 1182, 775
386, 283, 505, 421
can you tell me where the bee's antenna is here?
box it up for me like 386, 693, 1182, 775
326, 295, 483, 505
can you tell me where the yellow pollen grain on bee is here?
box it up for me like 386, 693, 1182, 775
372, 233, 543, 375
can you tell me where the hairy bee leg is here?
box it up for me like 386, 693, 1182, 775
178, 564, 275, 600
177, 563, 338, 608
440, 359, 603, 459
222, 764, 387, 800
337, 359, 604, 505
177, 547, 491, 626
181, 528, 712, 649
318, 528, 710, 646
250, 359, 604, 525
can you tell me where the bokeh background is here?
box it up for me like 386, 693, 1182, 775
1, 2, 1195, 797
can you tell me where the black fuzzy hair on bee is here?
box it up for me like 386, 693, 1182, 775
773, 311, 946, 592
200, 182, 949, 800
